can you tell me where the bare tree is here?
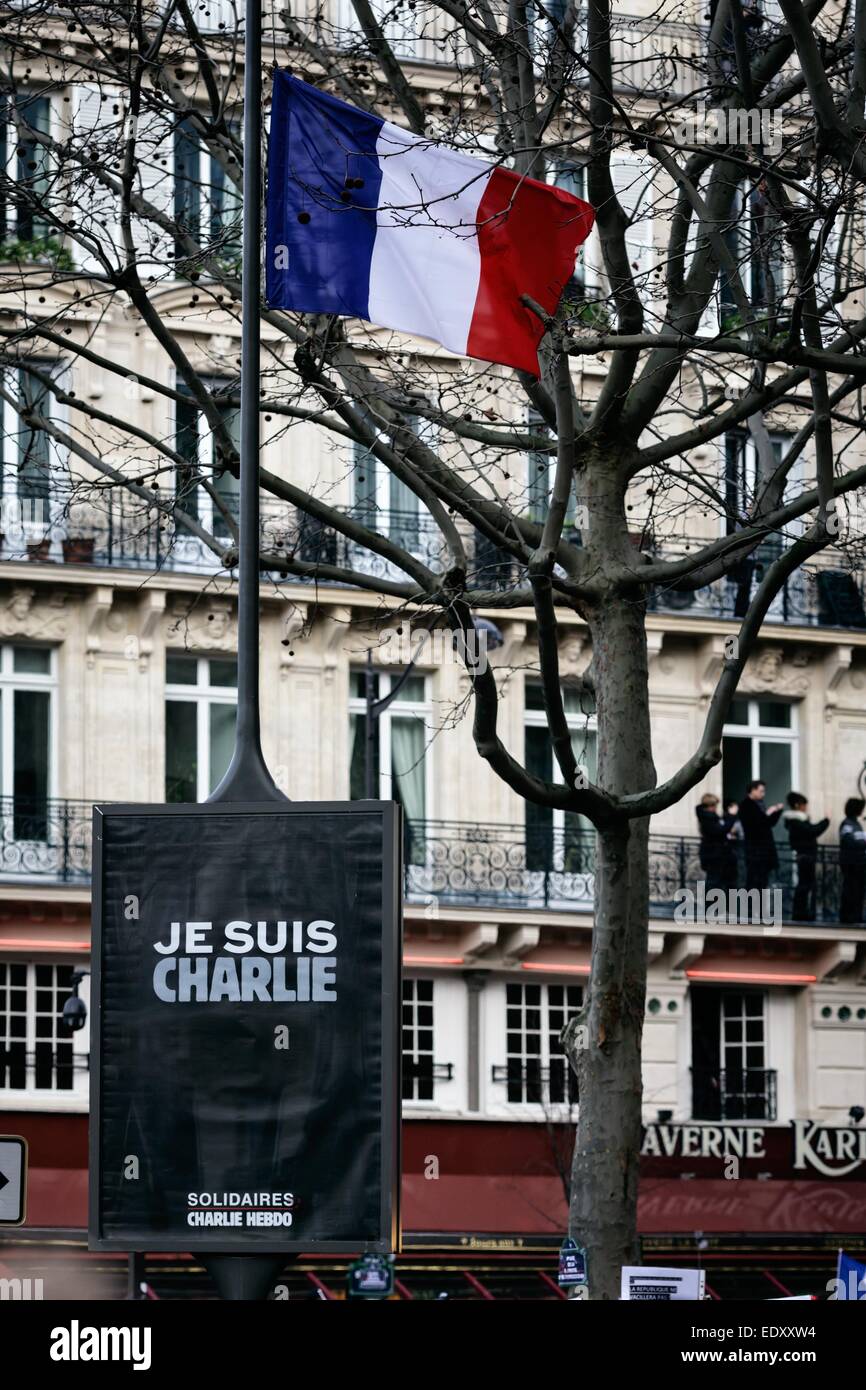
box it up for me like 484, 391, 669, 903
2, 0, 866, 1296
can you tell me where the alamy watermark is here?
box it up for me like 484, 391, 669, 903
674, 882, 782, 931
672, 102, 784, 156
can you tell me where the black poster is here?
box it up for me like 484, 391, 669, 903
89, 801, 401, 1253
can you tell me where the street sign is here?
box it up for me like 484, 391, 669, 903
348, 1253, 395, 1298
0, 1135, 27, 1225
558, 1237, 588, 1289
620, 1266, 706, 1300
89, 801, 401, 1253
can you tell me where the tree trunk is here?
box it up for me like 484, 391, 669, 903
566, 594, 656, 1299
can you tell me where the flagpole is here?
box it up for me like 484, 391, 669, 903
209, 0, 286, 806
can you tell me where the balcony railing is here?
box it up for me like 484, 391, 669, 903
405, 822, 858, 922
645, 534, 866, 629
0, 797, 93, 881
691, 1067, 778, 1123
1, 805, 863, 926
6, 481, 865, 629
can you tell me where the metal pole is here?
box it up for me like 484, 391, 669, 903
202, 1, 286, 1304
209, 0, 285, 806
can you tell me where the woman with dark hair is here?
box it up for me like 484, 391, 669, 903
839, 798, 866, 924
696, 793, 738, 893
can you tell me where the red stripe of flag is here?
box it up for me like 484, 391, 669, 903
467, 167, 595, 376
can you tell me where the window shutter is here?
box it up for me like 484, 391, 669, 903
68, 84, 123, 272
132, 105, 176, 279
684, 168, 719, 336
609, 150, 654, 286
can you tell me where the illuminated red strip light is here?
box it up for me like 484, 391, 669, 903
0, 938, 90, 952
686, 968, 817, 984
403, 955, 465, 966
522, 961, 590, 975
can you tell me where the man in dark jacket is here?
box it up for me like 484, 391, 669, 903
839, 798, 866, 924
784, 793, 829, 922
695, 793, 738, 892
738, 780, 784, 890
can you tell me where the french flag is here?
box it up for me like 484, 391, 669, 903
266, 73, 595, 376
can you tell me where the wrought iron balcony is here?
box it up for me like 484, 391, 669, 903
404, 821, 855, 923
0, 797, 93, 882
645, 534, 866, 630
5, 481, 865, 629
0, 804, 861, 929
691, 1067, 778, 1123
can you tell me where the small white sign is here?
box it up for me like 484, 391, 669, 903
0, 1136, 27, 1225
621, 1266, 705, 1301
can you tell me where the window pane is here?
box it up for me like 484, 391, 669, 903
166, 655, 197, 685
353, 440, 378, 519
14, 689, 49, 835
728, 699, 750, 725
391, 717, 426, 863
208, 658, 237, 688
13, 646, 50, 674
563, 686, 596, 717
722, 735, 752, 808
525, 682, 545, 711
525, 725, 553, 870
17, 367, 51, 495
165, 700, 198, 802
758, 741, 792, 830
758, 700, 791, 728
209, 702, 237, 793
393, 675, 425, 703
350, 670, 377, 701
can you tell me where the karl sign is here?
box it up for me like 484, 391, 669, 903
641, 1121, 866, 1179
89, 801, 401, 1253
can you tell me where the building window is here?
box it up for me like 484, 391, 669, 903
348, 669, 429, 864
0, 961, 84, 1093
723, 431, 792, 536
526, 407, 579, 529
174, 381, 240, 541
691, 986, 774, 1120
173, 119, 241, 263
524, 681, 596, 875
721, 697, 797, 826
352, 416, 433, 552
553, 164, 587, 298
165, 654, 237, 801
0, 364, 57, 519
0, 93, 51, 243
505, 981, 581, 1105
0, 644, 54, 839
720, 182, 786, 330
402, 978, 434, 1101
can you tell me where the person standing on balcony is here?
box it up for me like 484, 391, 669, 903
784, 793, 829, 922
839, 798, 866, 924
695, 793, 738, 892
738, 780, 784, 891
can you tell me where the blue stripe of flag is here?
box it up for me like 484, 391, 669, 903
266, 72, 384, 319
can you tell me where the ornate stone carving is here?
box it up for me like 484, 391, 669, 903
0, 586, 68, 640
740, 645, 810, 696
167, 596, 237, 651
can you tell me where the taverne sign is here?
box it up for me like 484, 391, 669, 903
641, 1121, 866, 1180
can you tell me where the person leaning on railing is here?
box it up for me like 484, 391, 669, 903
839, 798, 866, 925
